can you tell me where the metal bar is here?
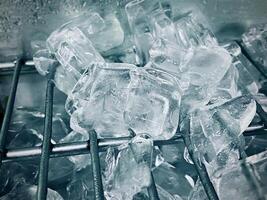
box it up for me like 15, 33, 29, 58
0, 58, 24, 168
147, 172, 160, 200
89, 130, 105, 200
37, 68, 55, 200
182, 133, 219, 200
2, 127, 264, 163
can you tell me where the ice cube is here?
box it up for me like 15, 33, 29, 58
32, 46, 80, 95
49, 27, 104, 74
179, 46, 232, 119
104, 135, 153, 200
209, 65, 241, 105
246, 150, 267, 192
156, 185, 183, 200
183, 46, 232, 88
60, 131, 90, 170
68, 63, 135, 138
7, 128, 43, 148
53, 63, 81, 95
124, 65, 181, 140
160, 141, 185, 164
88, 13, 124, 53
0, 183, 63, 200
152, 162, 193, 199
149, 38, 193, 76
188, 179, 208, 200
33, 49, 57, 76
150, 9, 177, 43
174, 12, 218, 49
66, 165, 94, 200
47, 12, 124, 53
190, 96, 256, 166
242, 24, 267, 75
0, 162, 38, 196
214, 162, 263, 200
48, 157, 75, 187
223, 42, 259, 95
125, 0, 155, 65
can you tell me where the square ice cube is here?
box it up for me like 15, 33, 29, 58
124, 65, 181, 140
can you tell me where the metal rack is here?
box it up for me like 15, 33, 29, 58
0, 42, 267, 200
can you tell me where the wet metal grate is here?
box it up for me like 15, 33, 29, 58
0, 42, 267, 200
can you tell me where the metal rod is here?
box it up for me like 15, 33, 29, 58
89, 130, 105, 200
37, 68, 55, 200
0, 58, 24, 168
182, 133, 219, 200
1, 127, 263, 163
147, 172, 160, 200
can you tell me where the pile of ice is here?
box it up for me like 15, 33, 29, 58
1, 0, 266, 199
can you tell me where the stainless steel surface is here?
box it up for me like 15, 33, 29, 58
0, 0, 267, 62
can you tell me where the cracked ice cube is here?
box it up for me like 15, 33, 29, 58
124, 65, 181, 140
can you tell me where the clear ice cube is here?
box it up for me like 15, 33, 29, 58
149, 38, 193, 76
68, 63, 135, 138
174, 12, 218, 49
104, 135, 153, 200
53, 63, 81, 95
150, 9, 177, 43
66, 165, 94, 200
48, 27, 104, 74
124, 65, 181, 140
190, 96, 256, 165
209, 65, 241, 105
179, 46, 232, 119
33, 49, 57, 76
125, 0, 155, 65
214, 162, 263, 200
152, 162, 193, 199
47, 12, 124, 53
88, 13, 124, 53
32, 46, 80, 95
188, 179, 208, 200
223, 42, 259, 95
